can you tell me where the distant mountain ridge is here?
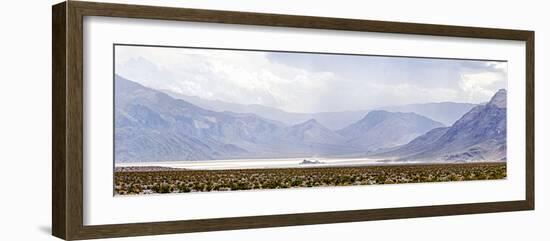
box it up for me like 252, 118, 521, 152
115, 75, 360, 162
376, 102, 478, 126
337, 110, 445, 150
374, 89, 507, 162
163, 89, 476, 129
283, 119, 347, 145
162, 89, 368, 130
115, 75, 450, 162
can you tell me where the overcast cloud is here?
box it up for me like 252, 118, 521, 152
115, 45, 507, 113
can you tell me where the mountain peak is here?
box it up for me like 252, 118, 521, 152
381, 88, 508, 162
284, 118, 346, 145
302, 118, 321, 126
337, 110, 445, 150
367, 110, 390, 116
488, 89, 506, 108
288, 118, 329, 132
360, 110, 391, 122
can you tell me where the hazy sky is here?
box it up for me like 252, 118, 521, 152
115, 45, 507, 113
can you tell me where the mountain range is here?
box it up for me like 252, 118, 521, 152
115, 75, 506, 163
115, 75, 472, 162
163, 89, 476, 129
374, 102, 478, 126
337, 110, 444, 150
372, 89, 507, 162
115, 75, 355, 161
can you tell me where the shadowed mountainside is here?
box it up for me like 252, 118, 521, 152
337, 110, 445, 150
163, 89, 475, 129
115, 75, 451, 162
115, 75, 362, 162
373, 89, 507, 162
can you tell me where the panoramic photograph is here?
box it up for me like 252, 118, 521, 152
113, 45, 507, 195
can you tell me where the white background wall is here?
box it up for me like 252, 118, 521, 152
0, 0, 547, 240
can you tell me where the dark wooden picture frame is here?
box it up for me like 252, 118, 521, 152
52, 1, 534, 240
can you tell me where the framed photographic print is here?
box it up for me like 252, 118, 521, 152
52, 1, 534, 240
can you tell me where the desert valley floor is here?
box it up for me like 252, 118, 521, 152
114, 162, 506, 195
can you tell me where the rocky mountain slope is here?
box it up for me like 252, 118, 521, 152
374, 89, 507, 162
337, 110, 445, 151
